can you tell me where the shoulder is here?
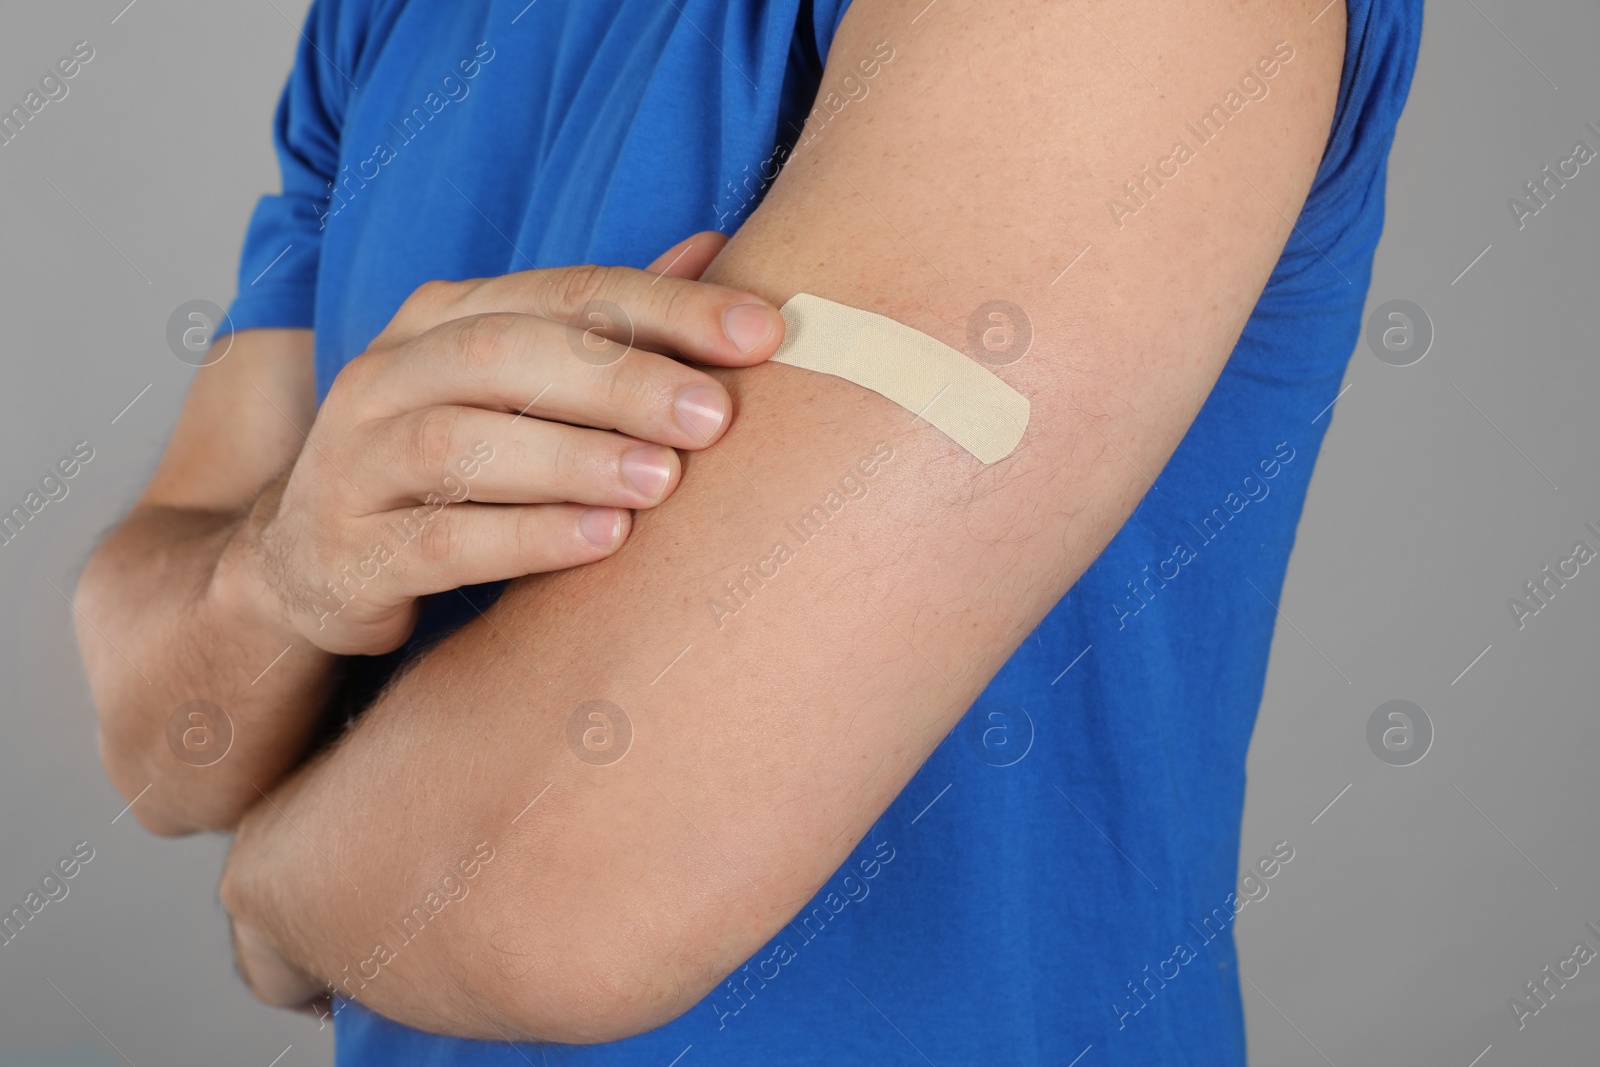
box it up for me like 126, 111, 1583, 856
300, 0, 413, 73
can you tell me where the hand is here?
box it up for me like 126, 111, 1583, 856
222, 232, 781, 655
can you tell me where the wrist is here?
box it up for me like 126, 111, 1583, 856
209, 482, 308, 649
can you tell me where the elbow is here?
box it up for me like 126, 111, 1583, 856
110, 786, 193, 838
76, 567, 187, 835
486, 889, 778, 1044
96, 729, 178, 836
125, 802, 194, 838
142, 795, 256, 837
98, 746, 192, 837
83, 609, 257, 834
117, 778, 256, 838
493, 936, 728, 1044
96, 728, 255, 837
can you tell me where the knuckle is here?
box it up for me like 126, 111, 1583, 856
406, 278, 459, 314
556, 264, 609, 316
409, 407, 460, 475
327, 350, 378, 405
285, 523, 346, 610
451, 313, 518, 375
601, 361, 648, 416
607, 354, 673, 417
658, 278, 694, 330
547, 431, 588, 488
376, 279, 468, 349
414, 509, 465, 565
309, 528, 345, 582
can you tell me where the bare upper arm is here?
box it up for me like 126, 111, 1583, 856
139, 327, 316, 512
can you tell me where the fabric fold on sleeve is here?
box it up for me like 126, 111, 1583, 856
219, 0, 355, 339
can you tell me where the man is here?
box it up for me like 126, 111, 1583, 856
73, 0, 1421, 1062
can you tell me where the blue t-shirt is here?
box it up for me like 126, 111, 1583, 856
223, 2, 1421, 1063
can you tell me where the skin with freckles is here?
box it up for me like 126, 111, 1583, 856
214, 0, 1347, 1043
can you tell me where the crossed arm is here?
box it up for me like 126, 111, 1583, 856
218, 0, 1344, 1042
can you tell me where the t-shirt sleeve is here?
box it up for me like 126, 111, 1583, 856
219, 0, 354, 340
809, 0, 855, 65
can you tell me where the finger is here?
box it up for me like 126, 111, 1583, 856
379, 264, 783, 367
363, 404, 682, 510
367, 502, 630, 594
646, 231, 730, 279
366, 316, 734, 449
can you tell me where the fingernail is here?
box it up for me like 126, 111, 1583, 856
580, 507, 622, 548
674, 385, 727, 444
620, 446, 672, 499
723, 303, 778, 354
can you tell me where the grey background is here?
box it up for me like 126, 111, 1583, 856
0, 1, 1595, 1064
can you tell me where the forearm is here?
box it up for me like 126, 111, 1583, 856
220, 357, 1082, 1042
76, 490, 339, 835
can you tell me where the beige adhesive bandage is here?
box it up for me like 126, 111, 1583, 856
771, 294, 1030, 464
